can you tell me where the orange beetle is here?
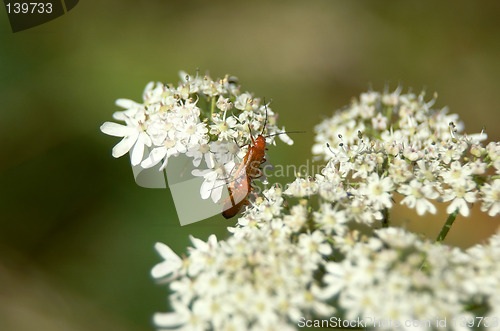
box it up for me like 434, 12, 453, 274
222, 133, 267, 219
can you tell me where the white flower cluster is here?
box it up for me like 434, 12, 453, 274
100, 71, 292, 202
149, 87, 500, 330
322, 227, 500, 330
153, 184, 500, 330
152, 188, 333, 331
307, 88, 500, 219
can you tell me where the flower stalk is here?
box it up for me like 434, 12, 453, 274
435, 208, 459, 243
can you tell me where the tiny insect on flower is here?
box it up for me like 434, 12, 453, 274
222, 105, 303, 219
221, 108, 269, 219
222, 136, 270, 218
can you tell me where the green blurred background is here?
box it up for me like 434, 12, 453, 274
1, 1, 499, 330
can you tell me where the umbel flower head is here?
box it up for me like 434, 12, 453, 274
152, 196, 333, 331
152, 186, 500, 330
150, 87, 500, 331
310, 87, 498, 219
100, 71, 293, 202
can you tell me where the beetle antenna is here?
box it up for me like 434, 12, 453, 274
261, 98, 268, 136
265, 131, 306, 138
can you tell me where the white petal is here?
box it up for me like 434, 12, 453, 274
113, 107, 138, 120
192, 155, 202, 167
166, 148, 181, 160
176, 142, 187, 154
459, 200, 470, 217
468, 132, 488, 142
400, 196, 416, 209
312, 144, 325, 155
100, 122, 135, 137
179, 71, 189, 83
210, 182, 224, 203
448, 199, 469, 217
143, 133, 152, 147
151, 261, 174, 279
112, 132, 139, 158
131, 137, 145, 166
112, 111, 127, 121
191, 168, 211, 177
155, 242, 181, 261
199, 173, 217, 200
318, 243, 332, 255
143, 81, 155, 94
207, 234, 218, 246
153, 312, 188, 327
279, 129, 294, 145
416, 199, 436, 215
141, 147, 167, 169
189, 235, 207, 250
204, 153, 215, 168
116, 98, 141, 109
489, 204, 500, 217
151, 243, 182, 279
464, 191, 477, 203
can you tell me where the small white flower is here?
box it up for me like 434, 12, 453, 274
486, 142, 500, 162
371, 112, 388, 130
469, 159, 487, 175
100, 115, 152, 166
314, 203, 347, 234
414, 160, 441, 185
186, 142, 211, 167
209, 114, 238, 141
234, 92, 252, 111
141, 133, 187, 170
114, 98, 142, 119
402, 144, 424, 161
388, 158, 412, 183
442, 182, 477, 217
441, 161, 473, 187
283, 205, 307, 232
143, 81, 165, 105
192, 161, 236, 203
155, 301, 208, 331
439, 141, 466, 164
382, 91, 400, 106
216, 95, 233, 112
284, 177, 318, 197
480, 179, 500, 217
360, 91, 380, 105
151, 242, 183, 280
345, 198, 381, 224
298, 230, 332, 258
399, 179, 439, 215
178, 120, 209, 149
360, 173, 394, 210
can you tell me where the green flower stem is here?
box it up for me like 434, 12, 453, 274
435, 209, 459, 243
381, 208, 390, 228
385, 106, 393, 123
163, 168, 168, 188
210, 96, 216, 116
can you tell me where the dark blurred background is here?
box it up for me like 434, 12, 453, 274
1, 1, 499, 330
